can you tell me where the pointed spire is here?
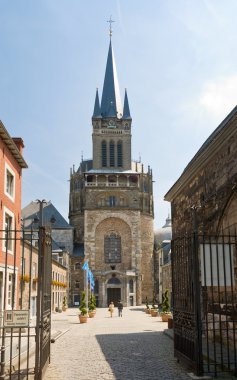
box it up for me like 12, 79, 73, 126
123, 89, 132, 119
101, 40, 123, 119
92, 88, 101, 118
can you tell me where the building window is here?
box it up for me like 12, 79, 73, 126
20, 258, 26, 276
32, 263, 37, 278
110, 141, 115, 167
108, 277, 121, 285
117, 142, 123, 167
129, 279, 134, 293
8, 274, 13, 308
5, 164, 15, 201
75, 281, 80, 289
109, 196, 116, 207
102, 141, 107, 167
75, 262, 80, 270
104, 233, 121, 263
3, 208, 14, 252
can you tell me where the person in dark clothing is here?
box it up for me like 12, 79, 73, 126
117, 300, 123, 317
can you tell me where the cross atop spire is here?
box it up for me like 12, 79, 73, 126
107, 15, 115, 38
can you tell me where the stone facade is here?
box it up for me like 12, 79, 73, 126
70, 253, 84, 307
69, 39, 154, 307
165, 107, 237, 237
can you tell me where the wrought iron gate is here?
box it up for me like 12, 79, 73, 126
172, 233, 237, 377
0, 226, 52, 380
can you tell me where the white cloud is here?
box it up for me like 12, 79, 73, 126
199, 74, 237, 121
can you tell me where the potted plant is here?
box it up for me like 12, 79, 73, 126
79, 291, 88, 323
62, 296, 67, 311
88, 293, 96, 318
161, 289, 172, 322
150, 292, 159, 317
145, 296, 150, 314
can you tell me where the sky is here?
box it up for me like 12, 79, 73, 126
1, 0, 237, 229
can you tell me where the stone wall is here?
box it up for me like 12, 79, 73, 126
69, 256, 84, 306
84, 210, 140, 270
92, 119, 132, 171
140, 215, 154, 302
171, 129, 237, 237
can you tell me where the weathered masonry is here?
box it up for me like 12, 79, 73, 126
165, 106, 237, 377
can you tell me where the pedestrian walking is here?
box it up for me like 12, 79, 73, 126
117, 300, 123, 317
108, 301, 114, 317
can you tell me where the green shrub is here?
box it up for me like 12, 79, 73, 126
79, 291, 88, 316
145, 296, 149, 309
88, 293, 96, 311
162, 289, 170, 313
152, 292, 158, 309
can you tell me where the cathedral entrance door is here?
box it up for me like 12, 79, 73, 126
107, 288, 121, 307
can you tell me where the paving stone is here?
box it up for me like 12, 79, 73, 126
45, 307, 194, 380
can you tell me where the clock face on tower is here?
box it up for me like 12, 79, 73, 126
108, 120, 116, 128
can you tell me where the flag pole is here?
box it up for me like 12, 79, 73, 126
85, 267, 88, 315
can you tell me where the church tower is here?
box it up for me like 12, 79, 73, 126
69, 31, 154, 307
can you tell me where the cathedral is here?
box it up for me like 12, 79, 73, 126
69, 34, 154, 307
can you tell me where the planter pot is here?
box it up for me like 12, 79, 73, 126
161, 314, 171, 322
62, 306, 67, 312
150, 309, 158, 317
79, 314, 88, 323
88, 310, 96, 318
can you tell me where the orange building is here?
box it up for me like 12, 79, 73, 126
0, 120, 27, 311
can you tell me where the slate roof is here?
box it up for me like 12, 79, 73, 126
22, 201, 72, 229
73, 243, 84, 257
100, 40, 123, 119
77, 160, 93, 173
92, 89, 102, 118
123, 89, 131, 120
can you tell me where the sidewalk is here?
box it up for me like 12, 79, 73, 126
45, 306, 191, 380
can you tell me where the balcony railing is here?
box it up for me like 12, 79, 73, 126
85, 182, 138, 188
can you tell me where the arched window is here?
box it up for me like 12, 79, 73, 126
129, 279, 134, 292
109, 196, 116, 207
75, 281, 80, 289
117, 141, 123, 167
74, 262, 80, 270
102, 141, 107, 167
104, 233, 121, 263
107, 277, 121, 285
110, 141, 115, 167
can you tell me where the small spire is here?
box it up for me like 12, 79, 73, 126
107, 15, 115, 38
92, 88, 101, 118
123, 89, 132, 119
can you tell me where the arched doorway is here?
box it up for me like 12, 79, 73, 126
107, 277, 121, 306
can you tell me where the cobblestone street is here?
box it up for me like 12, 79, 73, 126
45, 307, 191, 380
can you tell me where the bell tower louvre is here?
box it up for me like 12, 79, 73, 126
69, 28, 154, 307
